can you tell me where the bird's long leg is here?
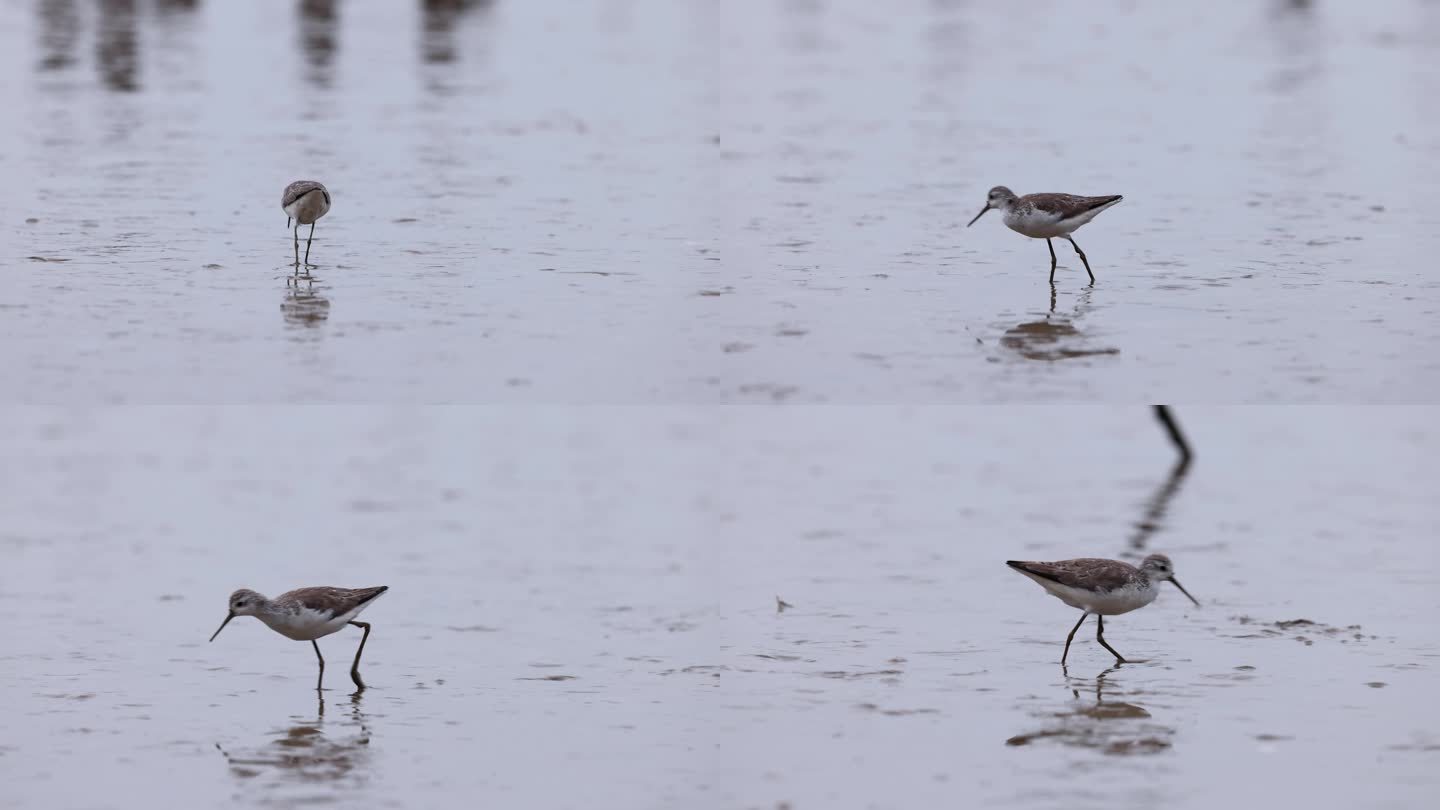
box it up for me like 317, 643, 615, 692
304, 223, 316, 267
312, 640, 325, 691
1047, 238, 1058, 283
348, 621, 371, 691
1062, 612, 1089, 666
1063, 235, 1095, 284
1095, 615, 1128, 664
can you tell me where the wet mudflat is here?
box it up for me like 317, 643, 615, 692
2, 2, 1438, 402
2, 407, 1436, 809
2, 2, 1438, 809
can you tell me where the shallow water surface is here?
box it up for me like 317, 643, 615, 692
2, 3, 1438, 809
1, 2, 1438, 401
2, 407, 1437, 808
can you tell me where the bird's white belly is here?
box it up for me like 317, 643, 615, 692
284, 191, 330, 226
259, 608, 350, 641
1004, 209, 1070, 239
1038, 580, 1157, 616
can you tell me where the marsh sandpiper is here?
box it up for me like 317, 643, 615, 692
968, 186, 1122, 284
209, 585, 387, 691
282, 180, 331, 268
1006, 554, 1198, 665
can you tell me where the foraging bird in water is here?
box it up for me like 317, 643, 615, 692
282, 180, 331, 267
1005, 554, 1198, 665
209, 585, 387, 691
967, 186, 1122, 284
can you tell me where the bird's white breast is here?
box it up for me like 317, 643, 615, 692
284, 190, 330, 225
1032, 577, 1157, 616
1003, 207, 1068, 239
258, 607, 349, 641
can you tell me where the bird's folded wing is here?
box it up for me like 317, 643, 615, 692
1010, 558, 1135, 592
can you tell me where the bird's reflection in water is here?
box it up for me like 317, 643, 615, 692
37, 0, 81, 72
217, 693, 372, 794
1005, 667, 1175, 755
998, 286, 1119, 362
97, 0, 139, 92
1127, 447, 1191, 554
422, 0, 497, 65
38, 0, 199, 87
298, 0, 339, 88
282, 276, 331, 328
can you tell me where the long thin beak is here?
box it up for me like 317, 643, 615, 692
1169, 578, 1200, 607
209, 612, 235, 642
286, 217, 291, 229
966, 205, 991, 227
